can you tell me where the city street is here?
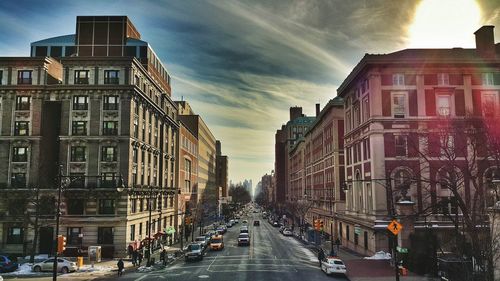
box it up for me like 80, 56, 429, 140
95, 213, 348, 281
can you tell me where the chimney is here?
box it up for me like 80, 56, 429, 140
474, 26, 495, 59
315, 103, 320, 117
290, 107, 302, 121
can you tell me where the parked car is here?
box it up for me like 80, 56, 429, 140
320, 257, 347, 276
242, 220, 248, 224
185, 243, 204, 261
195, 236, 209, 249
253, 220, 260, 226
210, 235, 224, 251
272, 221, 279, 227
237, 233, 250, 246
33, 258, 77, 273
282, 228, 293, 236
0, 255, 18, 273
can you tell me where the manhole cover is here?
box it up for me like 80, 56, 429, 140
198, 275, 210, 279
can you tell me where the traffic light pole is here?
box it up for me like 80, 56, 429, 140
52, 166, 64, 281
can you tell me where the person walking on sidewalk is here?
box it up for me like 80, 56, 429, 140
138, 252, 143, 267
335, 237, 341, 252
132, 250, 138, 267
160, 249, 167, 266
117, 259, 124, 276
318, 248, 325, 267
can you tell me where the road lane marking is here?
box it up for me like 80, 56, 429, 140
207, 253, 217, 272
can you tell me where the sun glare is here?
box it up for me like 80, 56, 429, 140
407, 0, 482, 48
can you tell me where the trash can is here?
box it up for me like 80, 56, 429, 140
77, 256, 84, 268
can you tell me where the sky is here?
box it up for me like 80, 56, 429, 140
0, 0, 499, 186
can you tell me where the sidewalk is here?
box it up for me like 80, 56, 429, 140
292, 232, 439, 281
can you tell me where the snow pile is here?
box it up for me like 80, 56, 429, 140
285, 235, 318, 262
137, 265, 154, 272
3, 263, 36, 275
79, 265, 114, 272
364, 251, 392, 260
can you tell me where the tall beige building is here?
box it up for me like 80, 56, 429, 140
0, 16, 179, 258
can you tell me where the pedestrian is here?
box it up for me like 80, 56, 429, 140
335, 237, 341, 252
138, 252, 143, 267
318, 248, 325, 267
117, 259, 124, 276
132, 250, 138, 267
160, 249, 167, 266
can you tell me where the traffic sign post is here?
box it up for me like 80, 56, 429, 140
387, 219, 402, 236
387, 219, 403, 281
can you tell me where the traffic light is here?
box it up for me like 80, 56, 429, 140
319, 220, 324, 231
185, 217, 192, 225
313, 219, 320, 231
57, 235, 66, 254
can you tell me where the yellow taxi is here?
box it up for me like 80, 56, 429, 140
210, 235, 224, 251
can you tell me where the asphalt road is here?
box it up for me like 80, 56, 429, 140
92, 212, 349, 281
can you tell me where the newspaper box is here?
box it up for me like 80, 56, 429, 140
88, 246, 102, 263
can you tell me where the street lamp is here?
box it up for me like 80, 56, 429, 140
342, 178, 411, 281
52, 167, 125, 281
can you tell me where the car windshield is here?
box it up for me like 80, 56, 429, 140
212, 238, 222, 243
189, 244, 201, 250
195, 237, 205, 242
239, 234, 249, 238
329, 260, 344, 265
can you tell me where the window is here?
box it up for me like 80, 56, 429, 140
101, 173, 117, 188
133, 118, 139, 138
102, 121, 118, 135
482, 92, 499, 117
97, 227, 114, 244
104, 70, 119, 84
74, 70, 89, 84
70, 146, 86, 162
139, 222, 143, 236
440, 135, 454, 156
73, 96, 88, 110
12, 147, 28, 162
395, 135, 407, 157
101, 146, 117, 162
72, 121, 87, 135
103, 95, 119, 110
7, 227, 24, 244
437, 95, 451, 116
392, 92, 407, 118
362, 97, 369, 122
364, 231, 368, 250
482, 73, 494, 86
14, 121, 29, 136
130, 225, 135, 241
17, 70, 32, 85
392, 73, 405, 86
67, 199, 85, 215
0, 70, 3, 85
15, 96, 30, 110
99, 199, 115, 214
133, 147, 138, 163
437, 73, 449, 86
67, 227, 82, 245
131, 199, 137, 213
134, 75, 140, 87
11, 173, 26, 188
69, 173, 85, 188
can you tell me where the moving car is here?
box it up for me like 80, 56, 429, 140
320, 257, 347, 276
33, 258, 77, 273
185, 243, 204, 261
0, 255, 18, 273
195, 236, 209, 249
273, 221, 279, 227
253, 220, 260, 226
240, 226, 249, 234
282, 228, 293, 236
210, 235, 224, 251
237, 233, 250, 246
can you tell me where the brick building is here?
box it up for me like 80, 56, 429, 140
0, 16, 179, 258
337, 25, 500, 256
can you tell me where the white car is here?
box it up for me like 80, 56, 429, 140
195, 236, 208, 249
33, 258, 78, 273
320, 257, 347, 275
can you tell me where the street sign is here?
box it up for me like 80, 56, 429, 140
354, 226, 361, 235
397, 246, 408, 253
387, 220, 403, 235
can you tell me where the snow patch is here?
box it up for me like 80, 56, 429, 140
364, 251, 392, 260
78, 265, 114, 272
137, 265, 154, 272
3, 263, 37, 276
285, 235, 318, 262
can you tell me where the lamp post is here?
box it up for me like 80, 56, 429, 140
342, 178, 411, 281
52, 167, 125, 281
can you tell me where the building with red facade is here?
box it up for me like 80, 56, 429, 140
337, 26, 500, 256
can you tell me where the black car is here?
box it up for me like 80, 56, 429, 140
0, 255, 18, 273
253, 220, 260, 226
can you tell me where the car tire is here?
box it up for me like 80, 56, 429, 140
33, 266, 42, 272
61, 267, 69, 274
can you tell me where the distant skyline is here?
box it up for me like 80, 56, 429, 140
0, 0, 499, 185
